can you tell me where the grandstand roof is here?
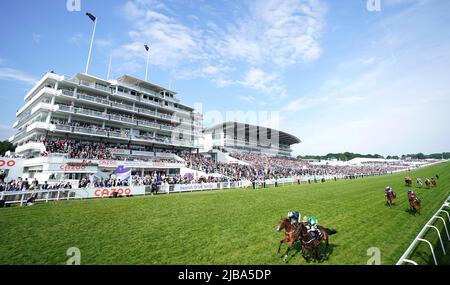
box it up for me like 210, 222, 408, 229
116, 75, 177, 95
205, 121, 301, 145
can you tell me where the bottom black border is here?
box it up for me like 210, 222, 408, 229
0, 265, 446, 283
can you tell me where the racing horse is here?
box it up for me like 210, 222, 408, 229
404, 177, 412, 187
431, 178, 437, 187
416, 178, 423, 188
297, 222, 337, 261
276, 218, 302, 262
385, 190, 397, 207
425, 179, 431, 189
408, 193, 421, 214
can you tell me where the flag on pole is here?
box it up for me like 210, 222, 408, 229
115, 165, 131, 184
144, 44, 150, 52
86, 12, 96, 22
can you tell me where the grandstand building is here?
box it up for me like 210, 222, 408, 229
9, 71, 203, 183
203, 122, 301, 158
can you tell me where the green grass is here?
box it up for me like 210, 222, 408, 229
0, 162, 449, 265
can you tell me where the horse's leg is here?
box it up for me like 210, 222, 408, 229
277, 240, 283, 254
278, 238, 285, 254
283, 242, 293, 262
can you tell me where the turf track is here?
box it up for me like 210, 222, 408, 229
0, 161, 449, 265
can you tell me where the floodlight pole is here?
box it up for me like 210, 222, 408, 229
145, 48, 150, 81
85, 18, 97, 74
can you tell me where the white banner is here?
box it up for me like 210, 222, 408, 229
0, 157, 25, 180
74, 186, 146, 198
108, 148, 131, 155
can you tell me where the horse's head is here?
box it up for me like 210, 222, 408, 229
276, 217, 290, 233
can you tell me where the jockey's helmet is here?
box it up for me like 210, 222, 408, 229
309, 217, 318, 226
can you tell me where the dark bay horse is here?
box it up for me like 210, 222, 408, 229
404, 177, 412, 187
431, 178, 437, 187
297, 223, 337, 261
276, 218, 301, 262
385, 191, 396, 207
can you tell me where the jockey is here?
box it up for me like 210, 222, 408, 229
303, 216, 321, 240
385, 186, 393, 193
407, 189, 417, 201
287, 211, 301, 227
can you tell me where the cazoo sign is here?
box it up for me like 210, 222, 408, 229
0, 160, 16, 167
0, 157, 25, 180
74, 186, 146, 199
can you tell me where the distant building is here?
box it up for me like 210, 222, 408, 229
202, 121, 300, 157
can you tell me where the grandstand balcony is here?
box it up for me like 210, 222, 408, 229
53, 104, 200, 137
57, 88, 199, 130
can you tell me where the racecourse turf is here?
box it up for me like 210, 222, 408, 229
0, 162, 449, 265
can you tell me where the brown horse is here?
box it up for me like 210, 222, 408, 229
404, 177, 412, 187
385, 191, 396, 207
276, 218, 301, 262
408, 194, 421, 214
297, 223, 337, 261
431, 178, 437, 187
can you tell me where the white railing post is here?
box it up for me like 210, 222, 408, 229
426, 225, 446, 255
434, 215, 450, 241
438, 209, 450, 223
401, 259, 418, 265
418, 238, 438, 265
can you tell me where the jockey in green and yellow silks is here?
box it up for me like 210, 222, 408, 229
303, 216, 321, 240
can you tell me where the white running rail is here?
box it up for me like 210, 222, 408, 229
396, 195, 450, 265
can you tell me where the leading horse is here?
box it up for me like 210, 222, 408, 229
385, 190, 396, 207
276, 218, 301, 262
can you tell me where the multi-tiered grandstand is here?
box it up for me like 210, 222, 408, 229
9, 71, 203, 184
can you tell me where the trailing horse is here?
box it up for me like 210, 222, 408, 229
404, 177, 412, 187
408, 195, 421, 215
416, 178, 423, 188
385, 191, 396, 207
297, 223, 337, 261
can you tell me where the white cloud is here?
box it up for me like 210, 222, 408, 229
68, 33, 85, 46
32, 34, 41, 44
238, 68, 286, 98
217, 0, 326, 67
0, 67, 38, 85
0, 123, 14, 141
95, 39, 113, 48
114, 0, 327, 96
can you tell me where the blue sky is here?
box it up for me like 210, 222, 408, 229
0, 0, 449, 156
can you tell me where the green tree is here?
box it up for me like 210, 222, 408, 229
0, 141, 15, 156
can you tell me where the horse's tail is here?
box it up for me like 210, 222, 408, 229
324, 228, 337, 235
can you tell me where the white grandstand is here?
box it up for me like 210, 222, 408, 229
8, 71, 203, 184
